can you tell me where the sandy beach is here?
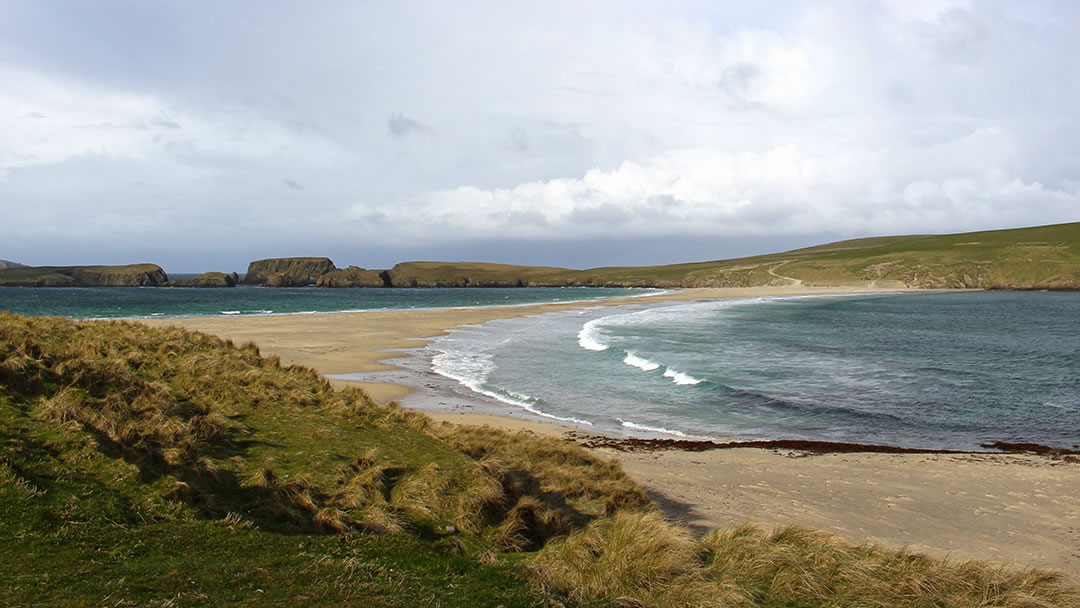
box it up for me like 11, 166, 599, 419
149, 284, 1080, 578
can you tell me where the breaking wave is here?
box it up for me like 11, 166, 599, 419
618, 418, 689, 437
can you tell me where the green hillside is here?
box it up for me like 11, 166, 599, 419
355, 222, 1080, 289
2, 313, 1078, 606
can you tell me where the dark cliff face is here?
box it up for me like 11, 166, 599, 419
241, 258, 337, 286
0, 264, 169, 287
167, 272, 238, 288
314, 266, 388, 287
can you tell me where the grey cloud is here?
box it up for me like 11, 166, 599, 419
510, 129, 529, 153
283, 179, 304, 190
491, 210, 548, 227
152, 115, 181, 129
568, 203, 630, 226
717, 63, 764, 109
917, 8, 989, 63
388, 113, 434, 138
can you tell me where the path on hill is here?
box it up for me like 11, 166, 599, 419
767, 261, 803, 286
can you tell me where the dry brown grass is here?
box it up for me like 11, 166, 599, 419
534, 510, 725, 607
702, 523, 1080, 608
534, 513, 1080, 608
433, 423, 655, 551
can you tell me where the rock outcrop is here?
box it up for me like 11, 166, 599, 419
315, 266, 388, 287
0, 264, 169, 287
242, 258, 337, 286
0, 260, 27, 270
168, 272, 239, 288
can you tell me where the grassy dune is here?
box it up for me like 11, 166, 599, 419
384, 222, 1080, 289
2, 313, 1077, 606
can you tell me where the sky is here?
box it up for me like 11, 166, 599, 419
1, 0, 1078, 272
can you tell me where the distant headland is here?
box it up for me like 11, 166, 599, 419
3, 221, 1078, 289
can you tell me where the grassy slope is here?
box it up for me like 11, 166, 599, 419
386, 222, 1080, 289
0, 313, 645, 606
2, 313, 1077, 607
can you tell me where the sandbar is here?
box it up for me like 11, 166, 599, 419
147, 284, 1079, 578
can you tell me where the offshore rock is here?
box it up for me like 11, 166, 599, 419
315, 266, 388, 287
168, 272, 238, 288
242, 257, 336, 286
0, 264, 169, 287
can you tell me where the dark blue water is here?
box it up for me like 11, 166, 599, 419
429, 292, 1080, 450
0, 286, 656, 320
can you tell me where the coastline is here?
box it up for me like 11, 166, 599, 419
145, 284, 1080, 578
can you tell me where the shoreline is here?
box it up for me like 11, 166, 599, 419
145, 284, 1080, 577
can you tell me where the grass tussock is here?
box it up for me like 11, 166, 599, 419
534, 513, 1080, 608
534, 510, 722, 607
436, 424, 653, 550
702, 523, 1080, 608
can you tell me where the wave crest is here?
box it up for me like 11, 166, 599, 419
618, 418, 688, 437
663, 368, 704, 385
623, 351, 660, 371
577, 319, 609, 351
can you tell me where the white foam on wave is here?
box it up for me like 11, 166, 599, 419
623, 351, 660, 371
617, 418, 688, 437
219, 309, 273, 316
663, 367, 704, 385
462, 382, 593, 426
431, 342, 593, 426
577, 319, 609, 351
431, 349, 496, 393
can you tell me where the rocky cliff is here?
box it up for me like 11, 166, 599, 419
168, 272, 239, 288
315, 266, 388, 287
242, 258, 337, 286
0, 264, 169, 287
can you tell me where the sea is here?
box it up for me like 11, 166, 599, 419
425, 291, 1079, 451
2, 286, 1077, 451
0, 284, 652, 319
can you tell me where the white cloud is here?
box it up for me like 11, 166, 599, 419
357, 140, 1077, 244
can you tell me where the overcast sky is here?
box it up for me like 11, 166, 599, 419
1, 1, 1077, 272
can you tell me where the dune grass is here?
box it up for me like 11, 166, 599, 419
2, 311, 1078, 606
534, 512, 1080, 608
0, 312, 645, 605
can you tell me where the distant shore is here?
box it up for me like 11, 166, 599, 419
148, 283, 1080, 578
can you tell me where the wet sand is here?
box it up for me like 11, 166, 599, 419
146, 284, 1080, 578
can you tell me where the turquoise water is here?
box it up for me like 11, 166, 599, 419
428, 292, 1080, 450
0, 286, 655, 319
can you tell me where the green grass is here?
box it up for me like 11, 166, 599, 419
380, 221, 1080, 289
